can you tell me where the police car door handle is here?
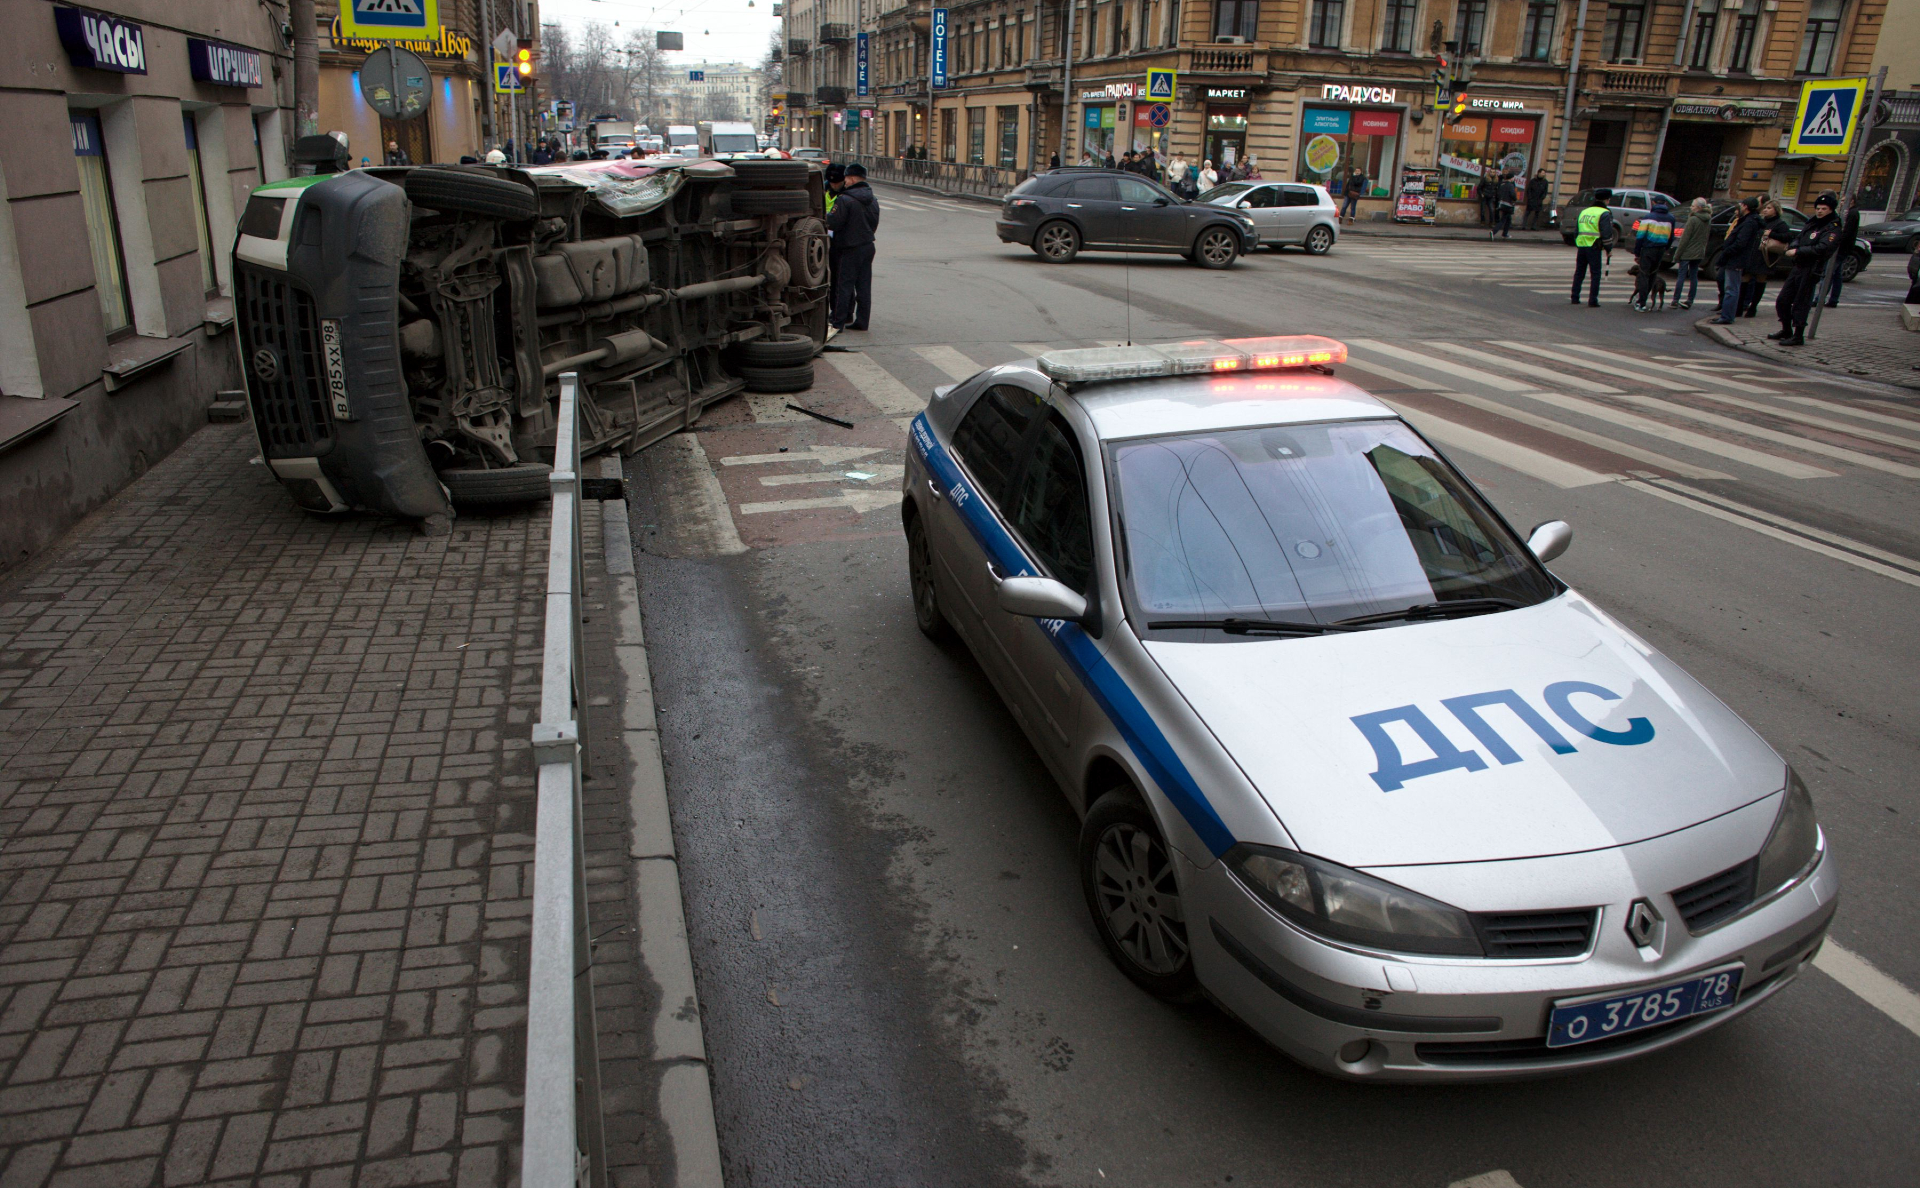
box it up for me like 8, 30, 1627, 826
926, 477, 944, 501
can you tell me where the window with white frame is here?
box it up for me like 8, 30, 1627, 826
71, 111, 131, 335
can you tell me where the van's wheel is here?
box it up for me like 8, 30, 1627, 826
403, 167, 538, 220
733, 332, 818, 367
439, 462, 552, 507
732, 189, 811, 215
739, 362, 815, 393
1191, 227, 1239, 269
1035, 220, 1079, 263
786, 217, 830, 286
1080, 788, 1199, 1002
906, 512, 952, 641
1304, 225, 1335, 254
730, 159, 810, 187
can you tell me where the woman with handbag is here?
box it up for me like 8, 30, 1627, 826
1743, 198, 1793, 317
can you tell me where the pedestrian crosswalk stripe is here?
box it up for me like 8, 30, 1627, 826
819, 351, 925, 417
1340, 355, 1445, 391
1495, 342, 1706, 392
1553, 344, 1778, 395
1691, 390, 1920, 452
1347, 339, 1539, 393
1424, 341, 1624, 394
1384, 402, 1616, 489
1600, 389, 1920, 479
1426, 388, 1731, 480
910, 343, 983, 381
1503, 389, 1838, 479
1786, 395, 1920, 433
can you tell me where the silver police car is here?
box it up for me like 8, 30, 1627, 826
900, 336, 1838, 1081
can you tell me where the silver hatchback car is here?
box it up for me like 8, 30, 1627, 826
900, 337, 1837, 1081
1199, 182, 1340, 253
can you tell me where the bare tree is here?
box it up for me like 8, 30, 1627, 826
539, 20, 672, 125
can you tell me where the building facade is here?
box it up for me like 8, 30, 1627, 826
0, 0, 291, 568
789, 0, 1896, 221
659, 61, 766, 124
317, 1, 490, 166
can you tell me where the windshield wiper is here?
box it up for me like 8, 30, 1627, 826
1332, 597, 1526, 628
1146, 617, 1351, 636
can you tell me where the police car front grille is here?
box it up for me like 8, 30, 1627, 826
236, 264, 333, 458
1473, 909, 1597, 958
1671, 858, 1758, 933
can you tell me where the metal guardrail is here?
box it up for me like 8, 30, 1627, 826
833, 152, 1031, 199
522, 372, 610, 1188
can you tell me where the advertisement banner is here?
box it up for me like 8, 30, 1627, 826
1302, 107, 1351, 135
857, 32, 869, 96
1395, 166, 1438, 224
931, 8, 948, 89
1352, 111, 1399, 136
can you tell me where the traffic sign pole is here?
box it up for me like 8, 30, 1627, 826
1807, 65, 1886, 341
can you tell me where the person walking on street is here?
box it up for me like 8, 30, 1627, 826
1769, 190, 1842, 346
1524, 170, 1549, 231
1823, 200, 1860, 307
1570, 188, 1616, 307
1710, 197, 1763, 324
1492, 172, 1518, 239
1629, 198, 1676, 310
1342, 167, 1367, 224
1672, 198, 1710, 310
828, 163, 878, 332
1477, 174, 1495, 225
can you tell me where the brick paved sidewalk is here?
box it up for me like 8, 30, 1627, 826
1698, 303, 1920, 391
0, 425, 655, 1187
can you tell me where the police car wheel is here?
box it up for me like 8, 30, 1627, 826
905, 513, 951, 641
402, 168, 538, 221
1036, 221, 1080, 263
1304, 225, 1335, 255
738, 362, 815, 393
439, 462, 553, 507
1192, 227, 1238, 269
1080, 790, 1200, 1002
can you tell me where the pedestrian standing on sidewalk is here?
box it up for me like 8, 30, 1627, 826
1746, 199, 1792, 316
1769, 190, 1842, 347
1477, 174, 1496, 225
1570, 189, 1615, 307
1711, 197, 1762, 324
1492, 172, 1518, 239
1199, 159, 1219, 190
1629, 198, 1676, 310
1823, 200, 1860, 308
1524, 170, 1549, 231
1341, 166, 1367, 224
1673, 198, 1710, 310
1907, 239, 1920, 305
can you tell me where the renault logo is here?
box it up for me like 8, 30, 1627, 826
1626, 898, 1665, 953
252, 347, 280, 382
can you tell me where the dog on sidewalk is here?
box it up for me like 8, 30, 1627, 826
1626, 263, 1669, 311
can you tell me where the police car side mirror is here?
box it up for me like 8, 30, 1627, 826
997, 576, 1088, 623
1527, 520, 1573, 564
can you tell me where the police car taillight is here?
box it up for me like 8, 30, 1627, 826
1036, 336, 1346, 382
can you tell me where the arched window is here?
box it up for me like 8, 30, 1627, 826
1856, 143, 1899, 213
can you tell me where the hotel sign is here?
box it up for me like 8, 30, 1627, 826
1321, 84, 1396, 104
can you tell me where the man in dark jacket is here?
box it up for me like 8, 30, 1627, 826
828, 163, 879, 331
1524, 171, 1550, 230
1770, 191, 1842, 346
1711, 197, 1762, 324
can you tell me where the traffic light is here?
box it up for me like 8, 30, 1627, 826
515, 38, 535, 81
1446, 89, 1471, 124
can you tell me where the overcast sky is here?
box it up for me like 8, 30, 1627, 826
536, 0, 779, 68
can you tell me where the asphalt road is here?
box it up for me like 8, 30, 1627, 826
626, 183, 1920, 1188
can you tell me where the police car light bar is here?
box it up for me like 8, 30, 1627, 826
1036, 336, 1347, 383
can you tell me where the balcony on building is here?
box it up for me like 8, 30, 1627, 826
815, 85, 849, 106
789, 38, 811, 56
785, 90, 812, 107
1593, 64, 1680, 102
819, 23, 854, 44
1182, 41, 1269, 77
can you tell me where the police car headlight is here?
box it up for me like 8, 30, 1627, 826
1225, 844, 1482, 956
1753, 768, 1821, 900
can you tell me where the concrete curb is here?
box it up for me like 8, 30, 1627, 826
600, 453, 726, 1188
1691, 315, 1920, 391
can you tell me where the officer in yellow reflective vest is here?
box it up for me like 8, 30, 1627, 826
1570, 188, 1617, 308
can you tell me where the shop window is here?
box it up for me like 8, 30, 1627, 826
1521, 0, 1558, 60
1687, 10, 1717, 69
968, 107, 987, 165
1796, 0, 1841, 74
1453, 0, 1487, 53
1309, 0, 1344, 47
1380, 0, 1418, 51
1212, 0, 1257, 40
1436, 116, 1538, 200
71, 111, 131, 335
1296, 106, 1401, 197
183, 113, 217, 295
1601, 1, 1646, 61
1728, 0, 1760, 71
942, 108, 957, 161
998, 105, 1021, 169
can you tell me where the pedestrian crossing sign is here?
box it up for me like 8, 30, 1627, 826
1146, 69, 1176, 101
1788, 77, 1866, 155
339, 0, 439, 42
493, 61, 524, 94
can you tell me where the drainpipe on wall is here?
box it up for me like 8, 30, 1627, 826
290, 0, 319, 141
1058, 0, 1076, 166
1550, 0, 1593, 207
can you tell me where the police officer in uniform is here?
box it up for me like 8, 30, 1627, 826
1768, 190, 1842, 346
828, 163, 879, 331
1570, 189, 1616, 308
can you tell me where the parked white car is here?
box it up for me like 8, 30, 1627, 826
1199, 182, 1340, 254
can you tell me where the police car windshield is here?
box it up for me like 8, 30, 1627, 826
1110, 420, 1557, 637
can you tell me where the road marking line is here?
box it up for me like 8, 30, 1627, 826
1506, 391, 1837, 479
1684, 391, 1920, 452
720, 445, 886, 467
1623, 480, 1920, 588
1342, 357, 1446, 390
1346, 340, 1539, 392
1785, 395, 1920, 432
1600, 389, 1920, 479
1553, 343, 1779, 394
758, 463, 904, 487
1013, 342, 1054, 357
1815, 940, 1920, 1040
1425, 341, 1624, 394
1647, 478, 1920, 573
1495, 341, 1706, 391
1430, 390, 1731, 479
1384, 402, 1616, 488
739, 488, 899, 515
819, 352, 927, 417
1449, 1173, 1525, 1188
911, 343, 985, 381
662, 433, 747, 555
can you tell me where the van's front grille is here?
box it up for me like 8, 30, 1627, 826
236, 264, 333, 457
1672, 858, 1758, 933
1473, 908, 1597, 958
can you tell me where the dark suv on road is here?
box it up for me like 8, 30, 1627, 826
995, 169, 1258, 268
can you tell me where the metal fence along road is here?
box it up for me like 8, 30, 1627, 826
831, 152, 1030, 199
522, 372, 611, 1188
